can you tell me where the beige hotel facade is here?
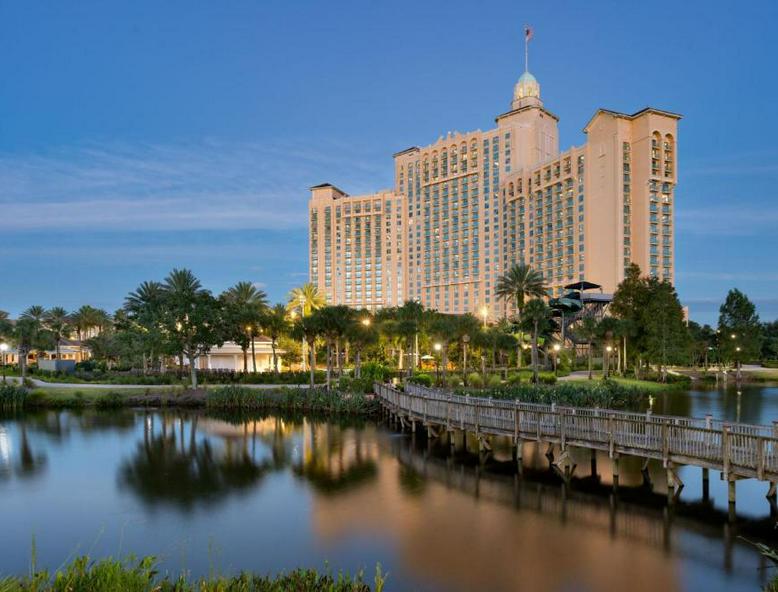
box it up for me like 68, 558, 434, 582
309, 59, 680, 318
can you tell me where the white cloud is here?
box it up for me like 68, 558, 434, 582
676, 206, 778, 236
0, 139, 388, 231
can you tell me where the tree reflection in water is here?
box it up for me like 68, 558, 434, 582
119, 412, 379, 511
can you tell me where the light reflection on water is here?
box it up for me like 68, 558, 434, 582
0, 386, 775, 592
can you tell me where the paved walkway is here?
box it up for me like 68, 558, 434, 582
2, 376, 314, 389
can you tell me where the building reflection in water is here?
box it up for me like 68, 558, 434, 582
3, 409, 769, 591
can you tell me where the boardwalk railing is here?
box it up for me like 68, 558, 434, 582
374, 381, 778, 483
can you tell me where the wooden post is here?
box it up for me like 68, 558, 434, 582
667, 462, 676, 504
516, 439, 524, 476
728, 477, 736, 523
702, 467, 710, 502
612, 454, 620, 491
722, 426, 731, 479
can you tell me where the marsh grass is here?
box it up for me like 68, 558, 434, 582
0, 384, 27, 410
206, 386, 378, 415
0, 555, 387, 591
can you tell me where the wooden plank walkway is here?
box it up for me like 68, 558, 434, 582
374, 382, 778, 495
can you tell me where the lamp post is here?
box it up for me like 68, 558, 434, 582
462, 334, 470, 385
552, 343, 561, 376
434, 342, 442, 384
480, 306, 489, 329
605, 345, 613, 378
0, 343, 8, 383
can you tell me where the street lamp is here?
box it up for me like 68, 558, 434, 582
434, 342, 442, 383
480, 306, 489, 329
462, 334, 470, 385
0, 343, 7, 383
361, 317, 371, 327
552, 343, 561, 375
605, 345, 613, 378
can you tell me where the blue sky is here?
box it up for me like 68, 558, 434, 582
0, 0, 776, 325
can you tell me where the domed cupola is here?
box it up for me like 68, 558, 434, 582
513, 71, 541, 106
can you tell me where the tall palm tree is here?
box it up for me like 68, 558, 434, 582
223, 281, 268, 372
522, 299, 551, 384
125, 281, 165, 315
311, 305, 352, 389
71, 305, 101, 360
495, 263, 547, 369
287, 283, 325, 371
21, 305, 46, 324
287, 283, 326, 317
262, 304, 289, 375
44, 307, 72, 364
578, 316, 599, 380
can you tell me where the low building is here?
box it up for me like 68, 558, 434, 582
198, 337, 285, 372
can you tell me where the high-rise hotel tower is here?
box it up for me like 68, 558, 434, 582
309, 44, 680, 317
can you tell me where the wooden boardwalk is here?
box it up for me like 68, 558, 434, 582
375, 381, 778, 513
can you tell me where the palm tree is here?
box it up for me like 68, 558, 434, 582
346, 312, 378, 379
262, 304, 289, 375
495, 264, 547, 368
578, 316, 599, 380
71, 305, 102, 360
44, 307, 72, 364
522, 299, 551, 384
287, 283, 326, 317
287, 283, 325, 372
311, 305, 352, 389
21, 305, 46, 324
223, 281, 268, 372
428, 313, 459, 383
125, 281, 166, 373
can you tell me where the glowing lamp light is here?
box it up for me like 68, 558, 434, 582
434, 343, 442, 352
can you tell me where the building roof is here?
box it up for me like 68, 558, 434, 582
310, 183, 349, 196
393, 146, 420, 158
495, 103, 559, 124
583, 107, 683, 133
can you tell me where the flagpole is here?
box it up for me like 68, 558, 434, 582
524, 27, 529, 73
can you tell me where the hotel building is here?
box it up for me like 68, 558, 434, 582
309, 55, 680, 317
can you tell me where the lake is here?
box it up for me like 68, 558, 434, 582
1, 384, 776, 591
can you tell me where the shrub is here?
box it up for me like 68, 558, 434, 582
0, 384, 27, 409
445, 375, 461, 388
539, 373, 557, 385
408, 373, 433, 387
467, 373, 484, 388
507, 373, 522, 385
486, 374, 503, 388
360, 362, 388, 382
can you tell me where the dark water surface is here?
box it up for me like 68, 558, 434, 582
1, 385, 777, 591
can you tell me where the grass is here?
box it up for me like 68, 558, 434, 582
207, 386, 379, 415
459, 379, 652, 410
0, 554, 387, 591
565, 374, 685, 393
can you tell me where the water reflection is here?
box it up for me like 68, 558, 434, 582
1, 400, 776, 591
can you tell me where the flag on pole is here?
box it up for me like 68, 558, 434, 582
524, 25, 534, 42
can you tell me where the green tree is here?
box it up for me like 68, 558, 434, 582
43, 307, 73, 363
643, 279, 689, 381
160, 269, 224, 388
124, 281, 167, 373
221, 281, 268, 373
495, 263, 547, 368
521, 299, 551, 384
578, 317, 599, 379
762, 320, 778, 361
310, 305, 353, 389
262, 303, 289, 375
287, 283, 326, 371
428, 313, 459, 382
718, 288, 762, 378
346, 312, 378, 379
610, 263, 650, 372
